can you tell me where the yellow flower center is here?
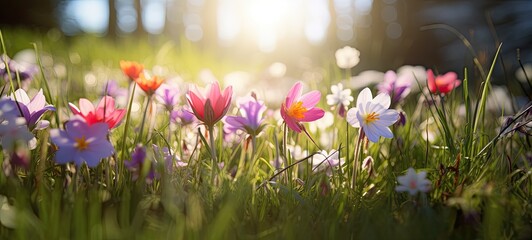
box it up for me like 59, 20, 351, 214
75, 136, 89, 151
364, 112, 380, 124
287, 101, 307, 120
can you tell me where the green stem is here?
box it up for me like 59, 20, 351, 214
208, 126, 218, 186
352, 128, 364, 190
136, 95, 152, 144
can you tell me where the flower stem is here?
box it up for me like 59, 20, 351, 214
352, 128, 364, 190
208, 126, 218, 186
136, 95, 152, 144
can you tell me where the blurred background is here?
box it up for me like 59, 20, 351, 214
1, 0, 532, 88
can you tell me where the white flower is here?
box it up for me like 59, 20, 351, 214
287, 144, 308, 160
395, 168, 431, 195
346, 88, 399, 142
0, 195, 16, 228
310, 150, 345, 176
327, 83, 354, 107
335, 46, 360, 69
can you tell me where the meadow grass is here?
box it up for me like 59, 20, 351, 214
0, 29, 530, 240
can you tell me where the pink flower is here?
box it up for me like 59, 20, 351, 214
280, 81, 325, 132
68, 96, 126, 129
427, 69, 461, 94
186, 81, 232, 128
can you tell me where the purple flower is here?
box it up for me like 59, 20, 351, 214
0, 54, 38, 89
223, 96, 267, 136
10, 88, 55, 130
125, 145, 156, 182
102, 80, 128, 99
156, 83, 180, 110
50, 119, 114, 168
377, 70, 411, 105
170, 107, 197, 126
153, 144, 188, 172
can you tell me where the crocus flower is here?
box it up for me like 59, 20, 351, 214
280, 81, 325, 133
120, 60, 144, 80
335, 46, 360, 69
69, 96, 126, 129
427, 69, 461, 94
103, 80, 128, 99
9, 88, 55, 129
346, 88, 399, 142
223, 96, 267, 136
1, 54, 38, 89
50, 119, 114, 168
171, 107, 197, 126
395, 167, 431, 195
0, 99, 35, 151
186, 81, 233, 128
311, 150, 345, 176
135, 72, 164, 96
377, 70, 412, 105
125, 145, 156, 182
156, 83, 180, 110
326, 83, 353, 117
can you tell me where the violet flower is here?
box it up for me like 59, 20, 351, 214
9, 88, 55, 130
171, 107, 197, 126
223, 96, 267, 137
156, 83, 180, 111
49, 119, 114, 168
0, 54, 38, 89
125, 145, 156, 182
377, 70, 411, 106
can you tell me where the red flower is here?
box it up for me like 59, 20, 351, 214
427, 69, 461, 94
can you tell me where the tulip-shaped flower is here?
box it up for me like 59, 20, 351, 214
395, 167, 431, 195
135, 72, 164, 96
346, 88, 399, 142
9, 88, 55, 130
427, 69, 461, 95
280, 81, 325, 133
50, 119, 114, 168
120, 60, 144, 81
223, 96, 266, 137
186, 81, 232, 128
69, 96, 126, 129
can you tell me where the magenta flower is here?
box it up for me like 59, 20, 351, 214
186, 81, 232, 128
50, 119, 114, 168
223, 96, 267, 136
69, 96, 126, 129
377, 70, 411, 105
10, 88, 55, 130
280, 81, 325, 132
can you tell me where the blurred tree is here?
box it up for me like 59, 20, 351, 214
0, 0, 58, 29
134, 0, 146, 35
108, 0, 118, 37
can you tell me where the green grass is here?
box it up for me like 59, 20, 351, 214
0, 28, 530, 239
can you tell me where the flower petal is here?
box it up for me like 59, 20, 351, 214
300, 90, 321, 108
